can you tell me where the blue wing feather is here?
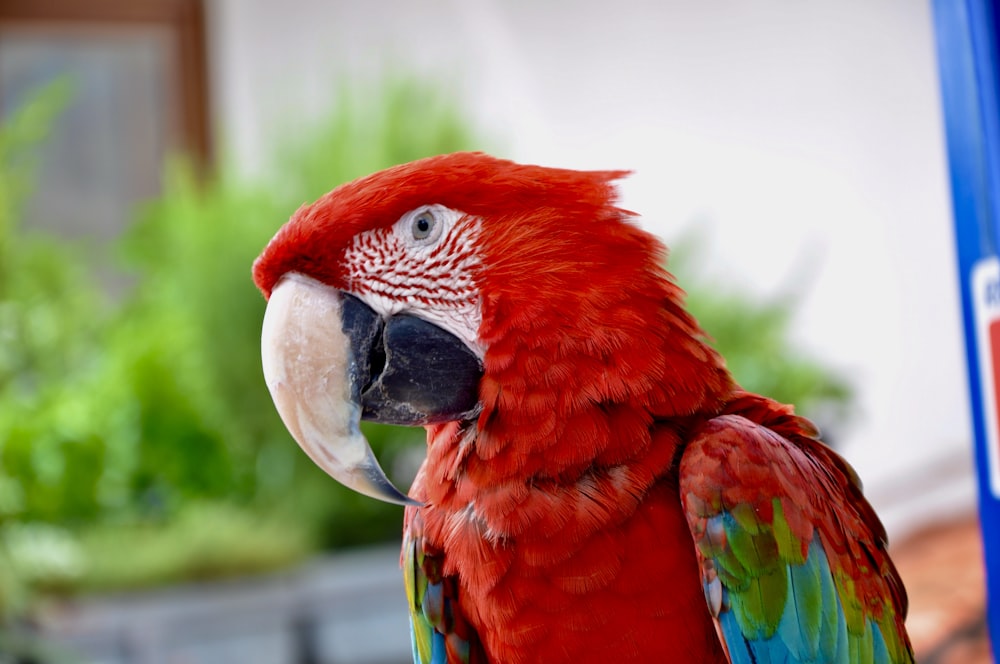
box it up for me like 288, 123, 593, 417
715, 534, 843, 664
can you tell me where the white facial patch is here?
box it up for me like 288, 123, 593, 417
342, 204, 483, 356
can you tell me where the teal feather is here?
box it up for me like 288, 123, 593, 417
777, 549, 822, 658
872, 624, 892, 664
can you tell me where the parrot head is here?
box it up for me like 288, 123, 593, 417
253, 152, 728, 506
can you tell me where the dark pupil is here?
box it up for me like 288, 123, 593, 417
417, 217, 430, 233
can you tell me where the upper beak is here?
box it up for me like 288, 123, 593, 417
260, 272, 482, 506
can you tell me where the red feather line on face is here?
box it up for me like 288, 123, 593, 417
343, 211, 482, 313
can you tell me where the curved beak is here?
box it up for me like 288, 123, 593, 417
260, 273, 481, 506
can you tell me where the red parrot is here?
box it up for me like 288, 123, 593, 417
253, 152, 914, 664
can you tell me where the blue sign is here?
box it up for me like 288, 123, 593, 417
932, 0, 1000, 655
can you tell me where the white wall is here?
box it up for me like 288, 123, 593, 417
209, 0, 972, 538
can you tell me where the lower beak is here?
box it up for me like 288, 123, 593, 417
260, 273, 481, 506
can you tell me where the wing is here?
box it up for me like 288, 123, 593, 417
678, 396, 914, 664
403, 509, 487, 664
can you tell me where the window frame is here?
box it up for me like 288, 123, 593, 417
0, 0, 212, 169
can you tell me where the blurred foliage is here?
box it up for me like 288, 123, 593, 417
0, 74, 852, 614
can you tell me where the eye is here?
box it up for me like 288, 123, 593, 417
409, 208, 442, 243
412, 211, 434, 239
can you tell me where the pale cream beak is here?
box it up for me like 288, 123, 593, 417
260, 272, 417, 506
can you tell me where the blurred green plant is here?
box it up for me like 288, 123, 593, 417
0, 74, 852, 614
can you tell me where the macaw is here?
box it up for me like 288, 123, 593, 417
253, 152, 913, 664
